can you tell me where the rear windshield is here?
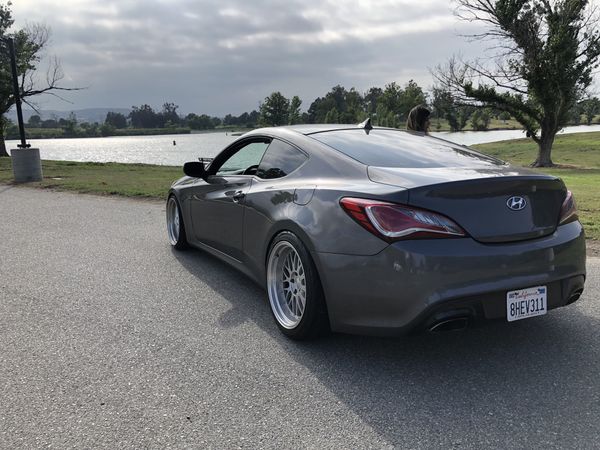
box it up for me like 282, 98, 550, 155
310, 129, 504, 168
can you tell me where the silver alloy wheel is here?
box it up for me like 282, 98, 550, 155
267, 240, 307, 329
166, 196, 180, 245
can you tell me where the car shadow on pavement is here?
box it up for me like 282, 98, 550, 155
173, 247, 600, 447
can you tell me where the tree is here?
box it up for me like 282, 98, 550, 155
186, 113, 215, 130
434, 0, 600, 166
324, 107, 339, 124
568, 102, 583, 125
380, 82, 403, 116
41, 118, 57, 128
364, 87, 383, 115
61, 112, 77, 137
399, 80, 428, 120
306, 85, 366, 124
288, 95, 302, 124
431, 87, 474, 131
470, 108, 492, 131
105, 111, 127, 129
80, 121, 99, 137
158, 102, 180, 127
498, 111, 511, 122
27, 114, 41, 127
0, 2, 79, 156
581, 97, 600, 125
259, 92, 290, 126
129, 104, 158, 128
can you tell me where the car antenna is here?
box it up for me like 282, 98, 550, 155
357, 117, 373, 134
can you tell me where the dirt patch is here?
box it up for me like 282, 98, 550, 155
587, 240, 600, 257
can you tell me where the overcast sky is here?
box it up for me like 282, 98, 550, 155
11, 0, 597, 116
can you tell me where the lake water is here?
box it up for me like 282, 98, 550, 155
6, 124, 600, 166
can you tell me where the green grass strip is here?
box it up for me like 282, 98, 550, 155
1, 130, 599, 239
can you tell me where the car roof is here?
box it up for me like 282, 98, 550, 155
250, 124, 401, 136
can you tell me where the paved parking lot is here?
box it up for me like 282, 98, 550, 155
1, 186, 599, 448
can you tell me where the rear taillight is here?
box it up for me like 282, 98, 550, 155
340, 197, 467, 242
559, 190, 578, 225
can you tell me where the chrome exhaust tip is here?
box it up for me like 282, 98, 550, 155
428, 317, 469, 333
566, 289, 583, 305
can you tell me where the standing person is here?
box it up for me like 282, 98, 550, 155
406, 105, 431, 133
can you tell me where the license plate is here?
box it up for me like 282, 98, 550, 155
506, 286, 547, 322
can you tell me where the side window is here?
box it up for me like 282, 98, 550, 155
256, 139, 308, 179
215, 141, 270, 176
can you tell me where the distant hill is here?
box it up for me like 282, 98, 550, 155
7, 108, 131, 124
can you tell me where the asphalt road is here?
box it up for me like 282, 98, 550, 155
1, 186, 599, 449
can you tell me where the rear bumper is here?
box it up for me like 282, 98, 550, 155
313, 221, 586, 336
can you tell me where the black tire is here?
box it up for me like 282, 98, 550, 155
266, 231, 329, 340
166, 195, 189, 250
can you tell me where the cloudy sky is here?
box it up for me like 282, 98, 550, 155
6, 0, 546, 115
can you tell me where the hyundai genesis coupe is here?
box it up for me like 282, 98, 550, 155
166, 122, 586, 339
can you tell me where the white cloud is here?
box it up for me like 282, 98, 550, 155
7, 0, 540, 115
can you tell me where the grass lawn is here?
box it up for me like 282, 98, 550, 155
1, 131, 599, 240
474, 132, 600, 240
0, 159, 181, 199
430, 118, 523, 132
473, 132, 600, 168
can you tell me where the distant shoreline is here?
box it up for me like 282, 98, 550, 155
5, 126, 255, 141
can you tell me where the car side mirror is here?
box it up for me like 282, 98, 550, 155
183, 161, 206, 178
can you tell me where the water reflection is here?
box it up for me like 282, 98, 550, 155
6, 124, 600, 166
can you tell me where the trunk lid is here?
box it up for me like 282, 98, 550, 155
368, 166, 566, 243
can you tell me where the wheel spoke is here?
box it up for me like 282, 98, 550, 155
267, 241, 309, 329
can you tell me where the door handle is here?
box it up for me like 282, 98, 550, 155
232, 190, 245, 202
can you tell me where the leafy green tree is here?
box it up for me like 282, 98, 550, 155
307, 96, 335, 123
158, 102, 180, 127
259, 92, 290, 126
222, 111, 258, 127
61, 112, 77, 137
288, 95, 302, 124
568, 102, 583, 125
307, 85, 365, 124
498, 111, 511, 122
41, 118, 58, 128
470, 108, 492, 131
100, 122, 115, 137
399, 80, 428, 120
0, 2, 79, 156
27, 114, 41, 127
80, 121, 99, 137
377, 81, 428, 126
129, 104, 159, 128
324, 107, 339, 123
364, 87, 383, 115
380, 82, 403, 116
341, 88, 364, 123
186, 113, 215, 130
375, 104, 393, 127
434, 0, 600, 166
431, 87, 473, 131
105, 111, 127, 129
581, 97, 600, 125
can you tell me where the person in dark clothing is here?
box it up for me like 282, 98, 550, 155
406, 105, 431, 133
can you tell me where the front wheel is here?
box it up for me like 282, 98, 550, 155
266, 231, 328, 339
166, 195, 189, 250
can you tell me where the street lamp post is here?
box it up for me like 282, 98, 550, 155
5, 37, 42, 183
7, 38, 30, 149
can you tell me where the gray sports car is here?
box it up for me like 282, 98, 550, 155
166, 122, 586, 339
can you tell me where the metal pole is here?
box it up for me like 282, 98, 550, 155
7, 38, 30, 149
